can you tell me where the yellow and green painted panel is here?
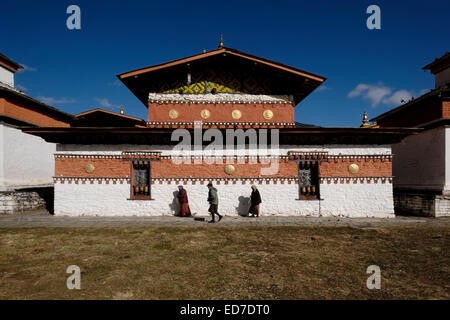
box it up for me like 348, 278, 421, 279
157, 67, 272, 94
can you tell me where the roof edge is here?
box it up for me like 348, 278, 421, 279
422, 52, 450, 74
117, 47, 326, 83
0, 52, 23, 72
0, 85, 75, 120
370, 85, 449, 122
74, 108, 146, 123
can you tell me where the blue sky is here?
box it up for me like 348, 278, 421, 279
1, 0, 449, 127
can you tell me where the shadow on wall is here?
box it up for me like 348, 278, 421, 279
36, 187, 54, 214
15, 187, 54, 215
168, 190, 251, 216
236, 196, 250, 216
169, 190, 180, 216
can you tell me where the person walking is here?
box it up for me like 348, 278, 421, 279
249, 185, 262, 217
177, 185, 191, 217
207, 182, 222, 223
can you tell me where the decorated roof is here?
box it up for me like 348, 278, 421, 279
117, 47, 326, 107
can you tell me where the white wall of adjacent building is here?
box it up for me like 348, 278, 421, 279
446, 126, 450, 194
0, 123, 4, 186
435, 68, 450, 88
0, 65, 14, 87
392, 126, 447, 193
0, 122, 56, 191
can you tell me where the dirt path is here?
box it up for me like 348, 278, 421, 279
1, 209, 449, 228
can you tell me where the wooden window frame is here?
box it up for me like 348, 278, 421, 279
130, 160, 152, 200
298, 160, 320, 200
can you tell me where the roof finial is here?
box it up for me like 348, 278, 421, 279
361, 110, 370, 127
120, 106, 124, 115
218, 34, 224, 48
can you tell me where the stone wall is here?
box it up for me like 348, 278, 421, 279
394, 191, 450, 217
0, 187, 53, 214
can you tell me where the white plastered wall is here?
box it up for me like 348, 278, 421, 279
0, 65, 14, 87
54, 179, 394, 218
445, 127, 450, 194
0, 122, 56, 190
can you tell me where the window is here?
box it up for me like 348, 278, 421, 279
298, 161, 319, 200
131, 161, 151, 200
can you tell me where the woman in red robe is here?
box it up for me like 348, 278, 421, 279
177, 186, 191, 217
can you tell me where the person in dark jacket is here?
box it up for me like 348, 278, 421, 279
249, 185, 262, 217
177, 185, 191, 217
207, 182, 222, 223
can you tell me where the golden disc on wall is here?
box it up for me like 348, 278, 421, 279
85, 163, 95, 174
200, 109, 211, 119
263, 109, 274, 120
348, 163, 359, 174
224, 164, 235, 175
168, 109, 179, 119
232, 109, 242, 119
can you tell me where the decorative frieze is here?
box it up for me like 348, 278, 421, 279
54, 153, 390, 160
122, 151, 162, 160
53, 176, 392, 184
55, 154, 122, 159
54, 177, 130, 184
327, 154, 392, 160
54, 153, 393, 181
160, 155, 290, 161
288, 151, 329, 160
148, 93, 295, 104
146, 121, 296, 128
319, 177, 393, 184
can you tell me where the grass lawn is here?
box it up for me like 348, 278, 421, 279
0, 226, 448, 299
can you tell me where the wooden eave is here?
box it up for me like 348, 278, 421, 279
22, 126, 420, 145
118, 47, 325, 82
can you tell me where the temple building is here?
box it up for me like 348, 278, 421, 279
372, 52, 450, 217
0, 52, 73, 213
24, 43, 416, 217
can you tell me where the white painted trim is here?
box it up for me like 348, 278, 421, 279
55, 144, 392, 156
148, 93, 294, 104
